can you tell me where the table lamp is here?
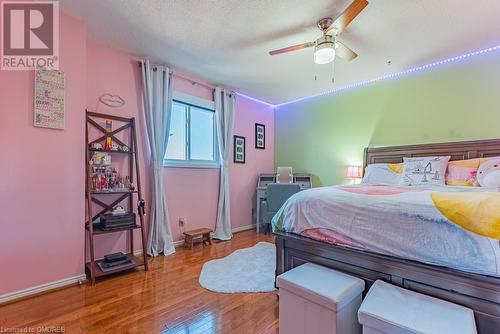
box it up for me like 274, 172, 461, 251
347, 165, 362, 184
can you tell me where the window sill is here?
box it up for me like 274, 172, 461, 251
163, 160, 220, 169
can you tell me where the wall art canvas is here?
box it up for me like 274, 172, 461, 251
34, 68, 65, 129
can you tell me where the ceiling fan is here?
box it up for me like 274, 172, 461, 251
269, 0, 368, 65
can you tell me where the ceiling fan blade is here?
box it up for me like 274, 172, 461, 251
326, 0, 368, 35
269, 42, 314, 55
335, 41, 358, 61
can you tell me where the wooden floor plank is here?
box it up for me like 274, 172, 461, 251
0, 230, 278, 333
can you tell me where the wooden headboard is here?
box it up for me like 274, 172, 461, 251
364, 138, 500, 168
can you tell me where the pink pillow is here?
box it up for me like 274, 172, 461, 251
445, 158, 481, 186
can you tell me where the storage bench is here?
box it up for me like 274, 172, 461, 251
358, 280, 477, 334
277, 263, 365, 334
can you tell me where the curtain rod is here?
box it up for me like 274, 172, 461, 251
138, 61, 215, 91
174, 72, 215, 91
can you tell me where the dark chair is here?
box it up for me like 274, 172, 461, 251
260, 183, 301, 234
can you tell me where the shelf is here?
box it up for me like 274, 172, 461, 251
90, 190, 137, 195
88, 224, 141, 235
85, 110, 147, 284
85, 255, 145, 278
88, 148, 134, 155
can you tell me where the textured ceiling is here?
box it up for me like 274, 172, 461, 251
61, 0, 500, 104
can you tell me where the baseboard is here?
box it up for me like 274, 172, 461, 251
0, 274, 87, 305
231, 224, 256, 233
134, 224, 257, 255
174, 239, 185, 247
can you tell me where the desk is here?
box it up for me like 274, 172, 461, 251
255, 173, 312, 233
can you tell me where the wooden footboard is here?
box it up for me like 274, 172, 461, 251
274, 231, 500, 334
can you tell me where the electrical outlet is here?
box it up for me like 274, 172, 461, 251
179, 218, 186, 226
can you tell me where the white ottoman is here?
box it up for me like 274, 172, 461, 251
358, 280, 477, 334
277, 263, 365, 334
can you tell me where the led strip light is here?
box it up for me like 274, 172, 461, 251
236, 44, 500, 109
235, 92, 276, 108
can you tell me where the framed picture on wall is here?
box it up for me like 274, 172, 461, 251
234, 135, 246, 164
255, 123, 265, 149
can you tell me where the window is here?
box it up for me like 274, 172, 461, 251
164, 97, 218, 168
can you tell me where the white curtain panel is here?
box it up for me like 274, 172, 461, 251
213, 87, 235, 240
140, 59, 175, 256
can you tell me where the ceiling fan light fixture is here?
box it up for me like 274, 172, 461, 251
313, 36, 336, 64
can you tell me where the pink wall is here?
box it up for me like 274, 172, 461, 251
0, 13, 274, 296
0, 14, 87, 295
85, 41, 147, 258
231, 97, 275, 229
164, 90, 275, 240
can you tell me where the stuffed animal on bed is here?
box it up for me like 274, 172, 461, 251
477, 157, 500, 188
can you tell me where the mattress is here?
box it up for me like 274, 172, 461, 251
272, 184, 500, 277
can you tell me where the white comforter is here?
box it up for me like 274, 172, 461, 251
272, 184, 500, 277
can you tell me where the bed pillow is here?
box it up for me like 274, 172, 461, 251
445, 158, 481, 186
399, 156, 450, 186
361, 163, 403, 185
477, 156, 500, 188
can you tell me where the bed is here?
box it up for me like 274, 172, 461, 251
273, 139, 500, 333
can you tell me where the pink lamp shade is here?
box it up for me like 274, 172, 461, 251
347, 165, 363, 179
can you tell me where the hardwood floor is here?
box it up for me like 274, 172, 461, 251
0, 230, 278, 334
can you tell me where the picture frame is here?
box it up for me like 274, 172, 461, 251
233, 135, 246, 164
255, 123, 265, 149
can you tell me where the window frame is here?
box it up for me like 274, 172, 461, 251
163, 92, 220, 169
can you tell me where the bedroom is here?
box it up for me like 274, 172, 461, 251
0, 0, 499, 333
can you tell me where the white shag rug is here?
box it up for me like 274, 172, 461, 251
199, 241, 276, 293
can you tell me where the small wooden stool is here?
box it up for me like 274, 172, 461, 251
183, 228, 213, 250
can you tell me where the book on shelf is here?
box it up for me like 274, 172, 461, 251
97, 258, 136, 272
93, 222, 137, 231
104, 252, 128, 262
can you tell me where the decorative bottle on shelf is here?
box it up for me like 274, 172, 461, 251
104, 120, 113, 150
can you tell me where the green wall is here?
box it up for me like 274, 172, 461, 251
275, 51, 500, 187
